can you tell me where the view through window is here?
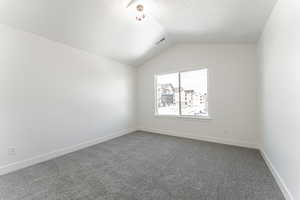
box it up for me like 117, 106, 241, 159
155, 68, 208, 117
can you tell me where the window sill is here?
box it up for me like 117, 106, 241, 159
154, 114, 212, 120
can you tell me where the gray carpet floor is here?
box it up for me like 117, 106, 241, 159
0, 131, 284, 200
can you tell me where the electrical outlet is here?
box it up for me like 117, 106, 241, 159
8, 147, 16, 156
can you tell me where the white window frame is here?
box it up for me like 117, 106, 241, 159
154, 67, 211, 120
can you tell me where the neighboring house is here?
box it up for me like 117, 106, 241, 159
158, 84, 208, 114
157, 83, 175, 106
182, 90, 194, 106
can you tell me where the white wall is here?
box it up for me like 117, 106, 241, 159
137, 44, 259, 148
258, 0, 300, 199
0, 24, 136, 174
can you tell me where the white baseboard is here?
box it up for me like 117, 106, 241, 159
0, 128, 136, 176
260, 149, 294, 200
138, 127, 259, 149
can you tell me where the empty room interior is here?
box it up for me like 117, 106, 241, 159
0, 0, 299, 199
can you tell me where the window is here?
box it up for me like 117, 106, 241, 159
155, 68, 209, 118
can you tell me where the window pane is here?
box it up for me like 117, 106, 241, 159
156, 73, 179, 115
180, 69, 208, 116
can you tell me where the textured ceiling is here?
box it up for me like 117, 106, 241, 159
0, 0, 277, 66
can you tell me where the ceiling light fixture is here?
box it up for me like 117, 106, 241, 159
135, 4, 146, 21
126, 0, 147, 22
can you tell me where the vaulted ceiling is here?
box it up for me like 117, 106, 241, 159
0, 0, 277, 66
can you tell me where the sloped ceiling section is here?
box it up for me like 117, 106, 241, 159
0, 0, 277, 66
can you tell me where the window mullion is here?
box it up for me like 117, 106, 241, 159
178, 72, 182, 116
